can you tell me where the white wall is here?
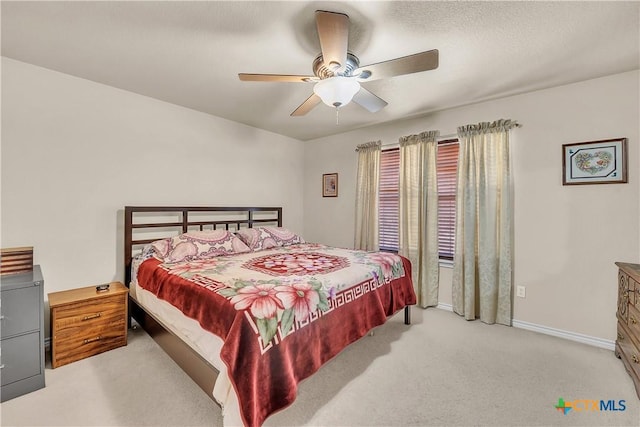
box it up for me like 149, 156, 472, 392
3, 56, 638, 344
1, 58, 305, 312
302, 70, 640, 342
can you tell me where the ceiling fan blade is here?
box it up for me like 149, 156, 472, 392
315, 10, 349, 71
291, 93, 322, 116
354, 49, 439, 82
352, 88, 388, 113
239, 74, 318, 83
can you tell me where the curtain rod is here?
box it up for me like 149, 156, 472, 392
379, 121, 522, 148
381, 133, 457, 148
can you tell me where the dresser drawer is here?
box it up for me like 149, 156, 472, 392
618, 322, 640, 380
626, 304, 640, 348
0, 332, 42, 386
0, 285, 40, 337
53, 294, 126, 335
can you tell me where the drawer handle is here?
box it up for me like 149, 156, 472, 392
632, 316, 638, 325
633, 354, 639, 364
83, 336, 102, 345
82, 313, 102, 321
618, 332, 625, 340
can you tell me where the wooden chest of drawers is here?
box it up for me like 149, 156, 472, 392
615, 262, 640, 399
49, 282, 128, 368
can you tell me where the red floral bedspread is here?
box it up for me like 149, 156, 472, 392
136, 243, 416, 426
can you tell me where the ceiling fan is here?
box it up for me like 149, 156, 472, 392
239, 10, 439, 117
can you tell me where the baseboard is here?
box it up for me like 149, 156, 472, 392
434, 303, 615, 351
437, 303, 453, 311
512, 319, 615, 351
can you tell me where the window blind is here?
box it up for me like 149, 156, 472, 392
379, 148, 400, 252
378, 141, 459, 258
436, 140, 459, 259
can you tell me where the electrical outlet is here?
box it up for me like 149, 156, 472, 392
516, 285, 526, 298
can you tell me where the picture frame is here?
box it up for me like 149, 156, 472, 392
562, 138, 628, 185
322, 173, 338, 197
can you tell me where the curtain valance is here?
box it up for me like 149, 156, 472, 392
457, 119, 519, 138
355, 140, 381, 152
399, 130, 440, 146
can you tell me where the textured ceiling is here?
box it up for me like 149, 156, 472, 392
2, 1, 639, 141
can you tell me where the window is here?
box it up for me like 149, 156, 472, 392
436, 140, 459, 260
378, 140, 459, 259
379, 148, 400, 252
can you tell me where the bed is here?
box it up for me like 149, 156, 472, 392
124, 206, 416, 427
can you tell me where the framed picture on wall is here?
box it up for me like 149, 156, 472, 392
322, 173, 338, 197
562, 138, 628, 185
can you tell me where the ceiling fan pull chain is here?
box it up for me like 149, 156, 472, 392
336, 107, 339, 125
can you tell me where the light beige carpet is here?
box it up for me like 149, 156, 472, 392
1, 308, 638, 426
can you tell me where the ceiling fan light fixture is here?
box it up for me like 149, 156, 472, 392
313, 76, 360, 108
240, 11, 438, 117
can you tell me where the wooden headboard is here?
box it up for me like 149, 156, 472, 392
124, 206, 282, 287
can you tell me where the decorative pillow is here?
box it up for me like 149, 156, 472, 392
235, 227, 305, 251
150, 229, 250, 263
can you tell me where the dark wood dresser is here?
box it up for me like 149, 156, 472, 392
49, 282, 128, 368
615, 262, 640, 399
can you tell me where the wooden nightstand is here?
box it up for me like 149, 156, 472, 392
49, 282, 128, 368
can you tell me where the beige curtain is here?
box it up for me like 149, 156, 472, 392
354, 141, 381, 250
399, 130, 440, 308
452, 119, 518, 325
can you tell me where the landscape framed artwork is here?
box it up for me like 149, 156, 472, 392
322, 173, 338, 197
562, 138, 628, 185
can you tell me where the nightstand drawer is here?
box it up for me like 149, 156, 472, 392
54, 311, 126, 340
52, 327, 126, 367
53, 295, 126, 333
0, 285, 40, 337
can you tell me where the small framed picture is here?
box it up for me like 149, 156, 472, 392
322, 173, 338, 197
562, 138, 628, 185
